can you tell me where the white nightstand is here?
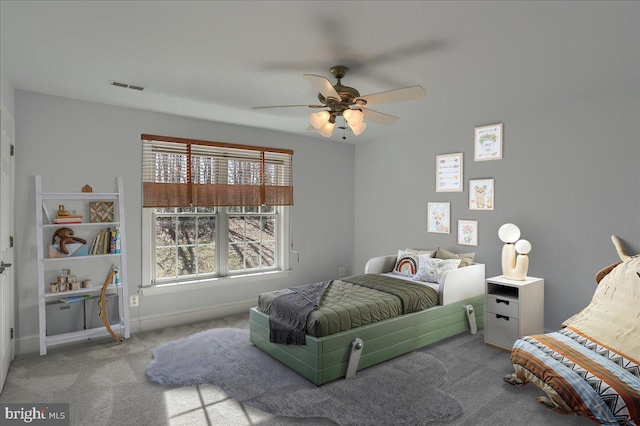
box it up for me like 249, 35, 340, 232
484, 275, 544, 350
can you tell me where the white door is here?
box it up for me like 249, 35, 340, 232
0, 103, 16, 392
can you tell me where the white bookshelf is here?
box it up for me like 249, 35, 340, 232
35, 176, 130, 355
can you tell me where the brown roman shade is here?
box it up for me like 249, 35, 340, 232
142, 134, 293, 207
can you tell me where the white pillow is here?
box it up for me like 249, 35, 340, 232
414, 258, 462, 283
404, 248, 436, 257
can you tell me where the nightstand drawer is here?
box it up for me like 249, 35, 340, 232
485, 313, 519, 350
486, 295, 519, 318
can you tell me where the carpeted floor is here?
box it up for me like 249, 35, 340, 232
0, 313, 592, 426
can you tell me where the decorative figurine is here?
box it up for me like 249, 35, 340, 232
57, 205, 70, 217
52, 227, 87, 254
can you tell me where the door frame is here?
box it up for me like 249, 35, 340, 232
0, 101, 16, 392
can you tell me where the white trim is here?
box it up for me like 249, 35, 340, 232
131, 298, 255, 333
141, 208, 153, 287
140, 270, 289, 296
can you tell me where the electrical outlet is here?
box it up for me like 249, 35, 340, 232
129, 295, 139, 307
339, 267, 347, 276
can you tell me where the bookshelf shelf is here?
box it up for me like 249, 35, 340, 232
43, 222, 120, 228
35, 176, 130, 355
43, 253, 122, 263
43, 283, 123, 300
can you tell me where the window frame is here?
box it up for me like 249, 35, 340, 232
141, 206, 290, 291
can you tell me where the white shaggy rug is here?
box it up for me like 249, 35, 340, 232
146, 328, 463, 425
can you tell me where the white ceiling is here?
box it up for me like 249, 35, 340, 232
1, 1, 638, 143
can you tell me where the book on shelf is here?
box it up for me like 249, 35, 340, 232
53, 215, 84, 224
87, 227, 122, 255
115, 226, 121, 253
60, 295, 92, 304
42, 204, 52, 224
89, 234, 98, 255
109, 228, 117, 254
103, 229, 109, 254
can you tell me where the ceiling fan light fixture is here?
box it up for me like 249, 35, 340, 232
349, 121, 367, 136
343, 108, 364, 125
309, 111, 330, 129
318, 121, 335, 137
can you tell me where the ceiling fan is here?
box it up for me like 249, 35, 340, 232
253, 65, 426, 138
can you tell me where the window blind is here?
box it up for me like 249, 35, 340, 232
142, 134, 293, 207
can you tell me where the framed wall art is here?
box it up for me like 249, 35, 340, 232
427, 202, 451, 234
474, 123, 503, 161
89, 202, 114, 223
469, 178, 494, 210
436, 152, 463, 192
457, 220, 478, 246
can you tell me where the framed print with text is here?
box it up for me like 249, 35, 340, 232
436, 152, 463, 192
458, 220, 478, 246
474, 123, 503, 161
469, 178, 494, 210
427, 202, 451, 234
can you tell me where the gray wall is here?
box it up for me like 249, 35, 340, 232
354, 88, 639, 330
14, 91, 355, 353
0, 64, 15, 115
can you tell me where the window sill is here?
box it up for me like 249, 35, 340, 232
140, 270, 289, 297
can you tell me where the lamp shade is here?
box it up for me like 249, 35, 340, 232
318, 121, 335, 137
515, 239, 532, 255
309, 111, 330, 129
498, 223, 521, 243
349, 121, 367, 136
343, 108, 364, 125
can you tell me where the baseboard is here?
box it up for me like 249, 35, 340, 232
16, 299, 256, 355
129, 298, 255, 333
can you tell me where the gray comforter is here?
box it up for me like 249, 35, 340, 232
269, 281, 330, 344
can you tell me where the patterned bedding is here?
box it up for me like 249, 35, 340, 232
510, 328, 640, 425
508, 252, 640, 425
257, 274, 439, 337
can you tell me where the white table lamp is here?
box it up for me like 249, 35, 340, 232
498, 223, 531, 280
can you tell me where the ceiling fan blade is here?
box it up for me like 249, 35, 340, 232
303, 74, 341, 100
356, 85, 426, 107
252, 104, 325, 109
361, 108, 399, 125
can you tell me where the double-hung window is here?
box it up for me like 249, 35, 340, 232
141, 135, 293, 287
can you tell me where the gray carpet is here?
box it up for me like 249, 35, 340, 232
147, 328, 463, 425
0, 313, 593, 426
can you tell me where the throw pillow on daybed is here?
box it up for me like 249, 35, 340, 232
436, 247, 475, 267
404, 248, 437, 257
392, 249, 434, 277
414, 258, 462, 283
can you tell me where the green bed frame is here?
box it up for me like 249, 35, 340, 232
249, 294, 484, 385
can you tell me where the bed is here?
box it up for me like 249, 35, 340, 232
506, 236, 640, 425
249, 249, 485, 385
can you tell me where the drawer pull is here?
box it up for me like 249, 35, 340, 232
496, 314, 510, 321
496, 299, 510, 305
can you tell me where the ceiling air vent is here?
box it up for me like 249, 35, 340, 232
109, 80, 144, 91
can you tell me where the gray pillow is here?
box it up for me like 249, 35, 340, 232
435, 247, 475, 267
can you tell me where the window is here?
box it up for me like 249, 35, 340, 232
141, 135, 292, 287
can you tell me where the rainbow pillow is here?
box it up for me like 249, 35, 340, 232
392, 250, 420, 277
